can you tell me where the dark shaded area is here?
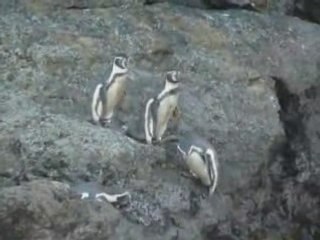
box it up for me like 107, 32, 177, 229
294, 0, 320, 24
273, 76, 304, 178
144, 0, 257, 11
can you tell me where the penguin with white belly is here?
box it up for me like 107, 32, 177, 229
91, 55, 129, 126
176, 133, 219, 196
144, 71, 181, 144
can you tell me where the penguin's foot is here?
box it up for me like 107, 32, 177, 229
99, 118, 111, 128
180, 171, 194, 179
151, 138, 161, 145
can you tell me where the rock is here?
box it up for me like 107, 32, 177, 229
145, 0, 320, 24
145, 0, 254, 9
0, 0, 145, 13
0, 2, 320, 240
253, 0, 320, 24
0, 180, 122, 240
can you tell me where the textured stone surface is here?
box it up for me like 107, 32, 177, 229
0, 2, 320, 240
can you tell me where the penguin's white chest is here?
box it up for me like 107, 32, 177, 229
157, 94, 178, 126
186, 152, 211, 186
106, 76, 127, 113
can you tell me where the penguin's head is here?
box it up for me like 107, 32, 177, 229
113, 56, 129, 74
165, 71, 180, 85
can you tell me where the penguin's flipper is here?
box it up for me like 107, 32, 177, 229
150, 99, 160, 140
98, 83, 110, 123
99, 117, 111, 127
91, 84, 104, 123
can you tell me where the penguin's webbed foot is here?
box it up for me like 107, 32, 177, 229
99, 118, 111, 128
151, 139, 161, 145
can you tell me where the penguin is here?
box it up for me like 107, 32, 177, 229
70, 181, 130, 203
176, 134, 218, 196
91, 56, 129, 126
144, 71, 180, 144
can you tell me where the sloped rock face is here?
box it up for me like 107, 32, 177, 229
0, 2, 320, 240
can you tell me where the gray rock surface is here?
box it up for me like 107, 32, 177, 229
0, 2, 320, 240
0, 0, 145, 12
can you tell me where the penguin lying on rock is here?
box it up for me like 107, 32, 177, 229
176, 133, 219, 196
70, 181, 130, 203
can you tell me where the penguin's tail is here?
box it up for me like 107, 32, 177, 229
208, 166, 218, 196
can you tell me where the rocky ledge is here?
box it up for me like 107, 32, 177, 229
0, 2, 319, 240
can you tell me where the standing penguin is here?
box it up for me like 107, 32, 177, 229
177, 134, 219, 196
144, 71, 180, 144
91, 56, 129, 125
